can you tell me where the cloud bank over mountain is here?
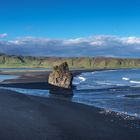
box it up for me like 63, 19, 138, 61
0, 35, 140, 58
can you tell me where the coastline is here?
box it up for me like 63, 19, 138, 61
0, 69, 140, 139
0, 88, 140, 140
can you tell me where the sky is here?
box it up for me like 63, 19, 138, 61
0, 0, 140, 57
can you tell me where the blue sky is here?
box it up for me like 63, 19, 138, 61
0, 0, 140, 57
0, 0, 140, 39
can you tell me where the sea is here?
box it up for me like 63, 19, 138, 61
73, 69, 140, 118
0, 68, 140, 119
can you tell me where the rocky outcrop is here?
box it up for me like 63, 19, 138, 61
48, 62, 73, 89
48, 62, 73, 96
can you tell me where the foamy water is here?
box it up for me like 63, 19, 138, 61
122, 77, 130, 81
73, 69, 140, 89
73, 69, 140, 119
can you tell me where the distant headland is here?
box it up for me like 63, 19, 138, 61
0, 53, 140, 69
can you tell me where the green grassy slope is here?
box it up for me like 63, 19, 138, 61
0, 54, 140, 69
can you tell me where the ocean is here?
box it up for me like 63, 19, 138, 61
73, 69, 140, 118
0, 68, 140, 118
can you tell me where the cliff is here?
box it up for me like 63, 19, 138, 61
0, 53, 140, 69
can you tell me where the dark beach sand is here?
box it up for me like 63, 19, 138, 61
0, 70, 94, 89
0, 70, 140, 140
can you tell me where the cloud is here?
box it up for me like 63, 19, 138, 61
0, 35, 140, 58
0, 33, 8, 38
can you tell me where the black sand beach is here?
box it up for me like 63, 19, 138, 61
0, 70, 140, 140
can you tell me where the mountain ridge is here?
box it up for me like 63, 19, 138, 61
0, 53, 140, 69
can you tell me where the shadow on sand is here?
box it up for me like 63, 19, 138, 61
49, 84, 74, 98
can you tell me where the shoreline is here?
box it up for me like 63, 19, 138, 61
0, 69, 140, 139
0, 88, 140, 140
1, 69, 140, 119
0, 68, 116, 83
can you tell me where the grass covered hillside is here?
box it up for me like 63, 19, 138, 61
0, 53, 140, 69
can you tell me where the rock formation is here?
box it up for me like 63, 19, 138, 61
48, 62, 73, 88
48, 62, 73, 96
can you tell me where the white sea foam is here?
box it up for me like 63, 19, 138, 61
122, 77, 130, 81
78, 76, 86, 82
130, 80, 140, 84
116, 84, 125, 86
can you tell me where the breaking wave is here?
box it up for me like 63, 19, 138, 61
130, 80, 140, 84
122, 77, 130, 81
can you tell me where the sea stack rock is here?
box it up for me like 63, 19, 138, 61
48, 62, 73, 96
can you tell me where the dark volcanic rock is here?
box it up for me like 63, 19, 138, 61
48, 62, 73, 96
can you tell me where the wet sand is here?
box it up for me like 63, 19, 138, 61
0, 70, 140, 140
